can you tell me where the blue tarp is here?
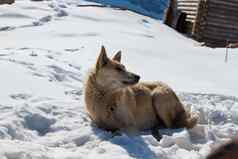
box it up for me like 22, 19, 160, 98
86, 0, 169, 20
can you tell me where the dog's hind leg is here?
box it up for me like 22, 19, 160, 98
151, 83, 176, 128
151, 82, 198, 129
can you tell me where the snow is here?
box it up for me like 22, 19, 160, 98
0, 0, 238, 158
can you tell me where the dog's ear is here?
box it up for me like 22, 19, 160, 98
96, 46, 109, 71
112, 51, 121, 63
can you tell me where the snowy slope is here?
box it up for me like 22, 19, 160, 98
0, 0, 238, 159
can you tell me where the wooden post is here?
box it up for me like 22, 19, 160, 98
225, 40, 229, 63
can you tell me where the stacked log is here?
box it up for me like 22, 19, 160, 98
199, 0, 238, 47
164, 0, 196, 33
177, 0, 199, 23
163, 0, 200, 34
165, 0, 238, 47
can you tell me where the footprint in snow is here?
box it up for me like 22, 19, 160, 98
47, 65, 82, 82
0, 26, 16, 32
65, 90, 82, 100
46, 55, 54, 60
64, 48, 80, 52
10, 93, 32, 100
55, 9, 68, 17
68, 64, 81, 71
29, 52, 38, 57
32, 15, 52, 26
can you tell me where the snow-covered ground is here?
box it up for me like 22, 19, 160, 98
0, 0, 238, 158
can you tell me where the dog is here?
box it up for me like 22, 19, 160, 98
84, 46, 198, 137
207, 139, 238, 159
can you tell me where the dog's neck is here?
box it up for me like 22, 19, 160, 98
87, 71, 118, 98
90, 75, 107, 97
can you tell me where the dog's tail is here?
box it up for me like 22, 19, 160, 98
185, 113, 199, 129
175, 105, 199, 129
184, 105, 199, 129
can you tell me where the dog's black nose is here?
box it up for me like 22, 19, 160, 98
134, 75, 140, 81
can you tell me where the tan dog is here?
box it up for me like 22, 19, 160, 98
84, 46, 198, 135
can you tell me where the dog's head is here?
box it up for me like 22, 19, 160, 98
95, 46, 140, 89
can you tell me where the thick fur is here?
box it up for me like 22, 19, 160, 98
84, 46, 198, 133
207, 139, 238, 159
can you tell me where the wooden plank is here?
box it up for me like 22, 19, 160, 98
205, 26, 238, 36
208, 9, 238, 20
207, 12, 238, 23
204, 37, 238, 44
177, 3, 198, 7
209, 0, 238, 10
178, 2, 198, 6
204, 21, 238, 30
203, 38, 237, 46
209, 6, 238, 14
186, 18, 196, 23
180, 10, 197, 16
185, 16, 196, 22
177, 6, 198, 11
203, 30, 238, 40
206, 16, 238, 28
186, 14, 196, 18
209, 0, 238, 7
214, 0, 238, 3
205, 26, 238, 35
202, 32, 238, 42
177, 0, 199, 3
186, 14, 196, 20
186, 19, 195, 23
202, 37, 238, 47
